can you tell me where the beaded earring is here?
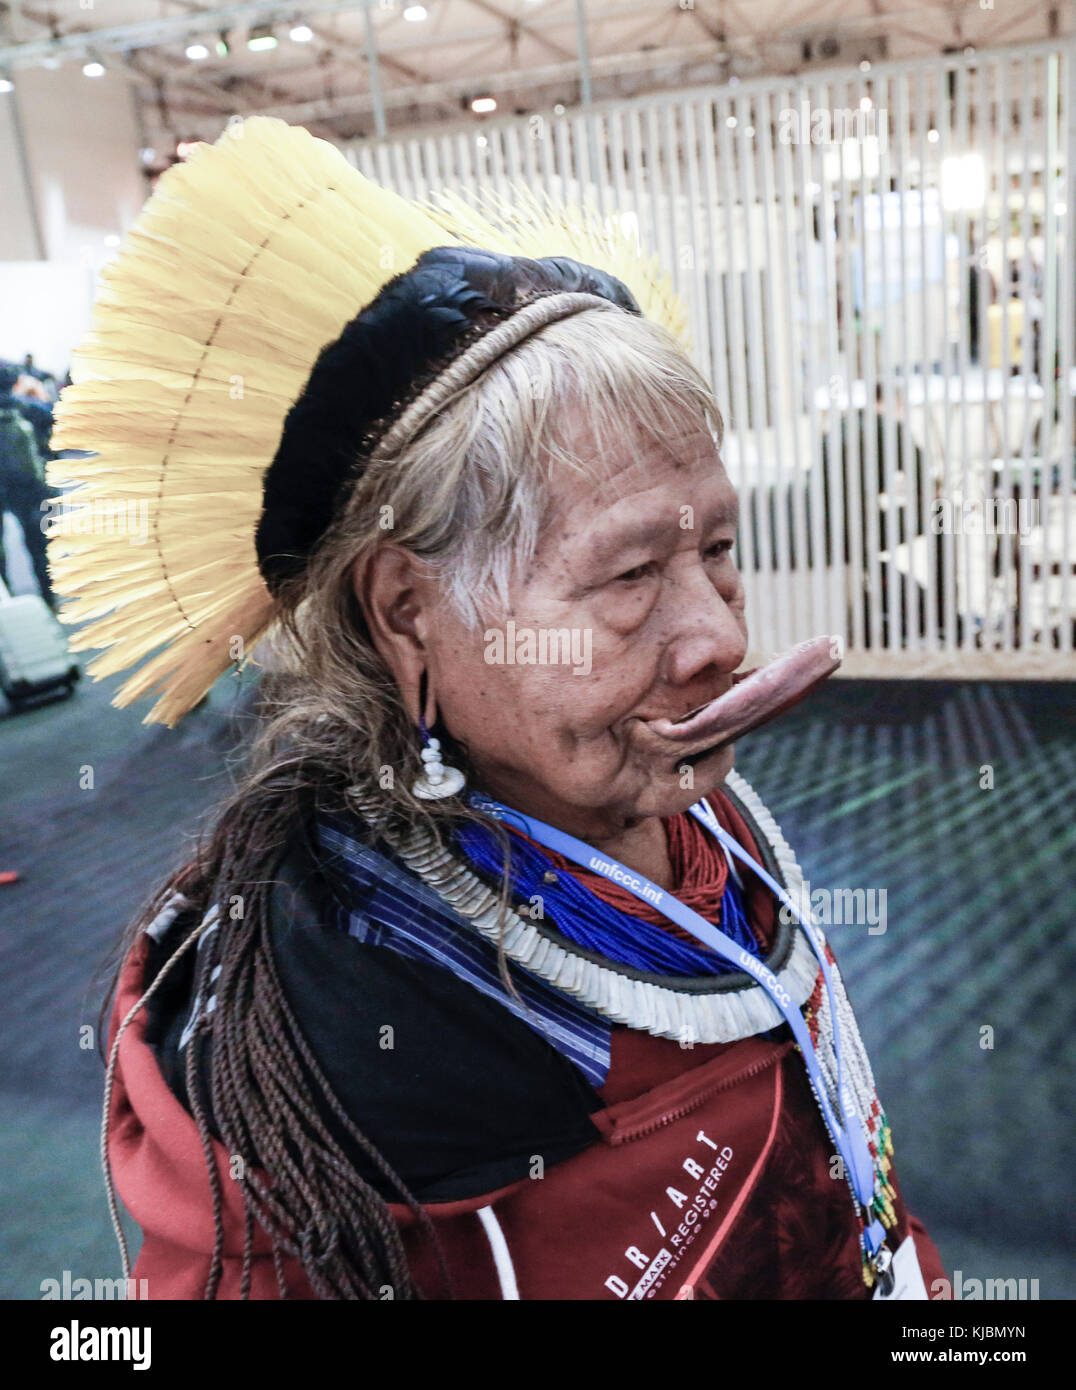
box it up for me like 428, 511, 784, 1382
412, 717, 466, 800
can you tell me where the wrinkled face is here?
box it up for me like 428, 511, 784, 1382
426, 411, 747, 840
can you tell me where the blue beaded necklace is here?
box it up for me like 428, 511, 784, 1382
454, 815, 764, 977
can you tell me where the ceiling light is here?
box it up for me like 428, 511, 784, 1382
725, 114, 737, 128
247, 24, 278, 52
186, 44, 209, 61
216, 31, 230, 57
471, 95, 496, 114
859, 59, 871, 73
403, 5, 428, 20
0, 77, 12, 93
927, 128, 940, 144
290, 24, 314, 42
83, 62, 105, 78
860, 96, 872, 111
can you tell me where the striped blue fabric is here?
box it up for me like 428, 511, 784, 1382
316, 816, 613, 1086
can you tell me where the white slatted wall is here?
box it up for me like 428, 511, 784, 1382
348, 41, 1076, 674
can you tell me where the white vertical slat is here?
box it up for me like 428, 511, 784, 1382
754, 89, 794, 651
1040, 54, 1061, 653
420, 137, 439, 195
737, 88, 776, 653
916, 63, 939, 653
715, 88, 761, 637
374, 142, 393, 188
520, 112, 539, 187
997, 57, 1015, 652
661, 103, 684, 307
798, 86, 830, 638
836, 75, 866, 653
553, 113, 571, 200
699, 97, 738, 516
976, 60, 999, 653
891, 70, 918, 648
355, 143, 377, 179
503, 121, 523, 193
935, 59, 957, 651
609, 108, 628, 224
874, 70, 901, 653
485, 123, 508, 205
405, 138, 424, 200
627, 107, 651, 262
389, 140, 410, 199
570, 111, 591, 199
855, 77, 884, 654
1060, 40, 1076, 651
644, 105, 672, 290
953, 62, 974, 652
775, 87, 812, 642
590, 111, 609, 218
814, 76, 846, 648
1015, 55, 1035, 649
679, 101, 712, 395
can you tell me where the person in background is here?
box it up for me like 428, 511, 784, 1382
0, 365, 56, 608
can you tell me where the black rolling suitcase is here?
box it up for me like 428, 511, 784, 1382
0, 577, 80, 708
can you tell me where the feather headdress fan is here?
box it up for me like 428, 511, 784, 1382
47, 117, 690, 726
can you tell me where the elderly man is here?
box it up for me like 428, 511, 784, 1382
55, 119, 943, 1302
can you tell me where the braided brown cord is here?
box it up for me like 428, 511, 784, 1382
369, 291, 619, 463
184, 1029, 226, 1300
188, 852, 442, 1301
100, 914, 216, 1284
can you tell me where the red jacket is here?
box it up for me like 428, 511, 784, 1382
106, 791, 946, 1300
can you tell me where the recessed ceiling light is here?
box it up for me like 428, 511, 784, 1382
247, 24, 278, 52
927, 128, 940, 143
290, 24, 314, 43
0, 77, 13, 94
403, 5, 428, 21
83, 62, 105, 78
186, 44, 209, 61
471, 95, 496, 114
726, 114, 737, 128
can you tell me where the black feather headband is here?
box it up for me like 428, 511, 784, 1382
254, 245, 641, 593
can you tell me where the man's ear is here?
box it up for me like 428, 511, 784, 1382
353, 547, 433, 726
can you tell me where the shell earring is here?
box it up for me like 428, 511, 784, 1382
412, 718, 466, 801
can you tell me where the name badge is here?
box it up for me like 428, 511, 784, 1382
873, 1235, 929, 1300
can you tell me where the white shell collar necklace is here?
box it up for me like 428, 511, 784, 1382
347, 770, 820, 1047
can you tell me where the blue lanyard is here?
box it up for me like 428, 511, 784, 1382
470, 791, 885, 1257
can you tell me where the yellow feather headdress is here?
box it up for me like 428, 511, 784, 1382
47, 116, 689, 726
